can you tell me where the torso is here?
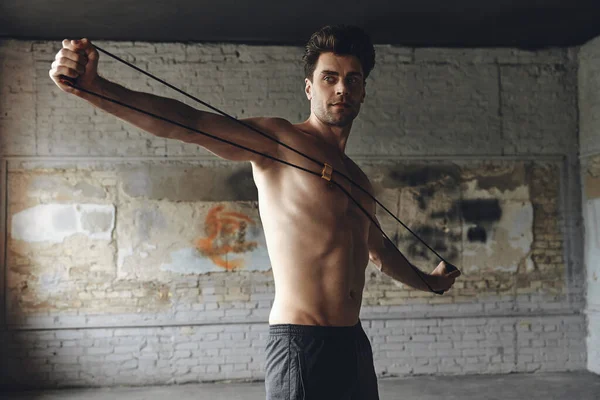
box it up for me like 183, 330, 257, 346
250, 118, 375, 326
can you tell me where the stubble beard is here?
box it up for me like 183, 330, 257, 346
314, 102, 359, 128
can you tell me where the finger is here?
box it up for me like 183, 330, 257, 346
50, 65, 79, 81
55, 48, 88, 67
62, 38, 94, 56
70, 38, 95, 57
52, 58, 86, 75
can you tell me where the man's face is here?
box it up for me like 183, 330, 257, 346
305, 52, 366, 128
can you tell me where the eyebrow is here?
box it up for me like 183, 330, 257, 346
320, 70, 363, 77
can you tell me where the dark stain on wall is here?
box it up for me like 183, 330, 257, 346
467, 226, 487, 242
474, 165, 526, 192
382, 165, 461, 211
404, 226, 461, 263
382, 165, 461, 188
415, 186, 436, 210
460, 199, 502, 243
119, 164, 258, 201
225, 168, 258, 201
430, 204, 461, 223
460, 199, 502, 223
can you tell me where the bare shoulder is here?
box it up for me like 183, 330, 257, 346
242, 116, 298, 147
243, 117, 293, 135
345, 157, 373, 190
243, 117, 293, 168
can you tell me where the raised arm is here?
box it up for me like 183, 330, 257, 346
49, 38, 279, 164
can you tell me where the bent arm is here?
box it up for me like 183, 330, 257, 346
80, 76, 279, 163
367, 216, 435, 292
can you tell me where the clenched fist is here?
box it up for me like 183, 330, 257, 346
429, 261, 461, 293
49, 38, 99, 96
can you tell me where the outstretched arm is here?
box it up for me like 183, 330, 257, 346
49, 38, 280, 165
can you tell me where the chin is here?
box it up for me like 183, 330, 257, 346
329, 115, 356, 127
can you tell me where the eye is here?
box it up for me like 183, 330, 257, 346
323, 75, 336, 83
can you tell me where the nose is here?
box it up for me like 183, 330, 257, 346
335, 81, 349, 96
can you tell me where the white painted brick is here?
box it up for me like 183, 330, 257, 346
106, 354, 132, 362
87, 347, 113, 355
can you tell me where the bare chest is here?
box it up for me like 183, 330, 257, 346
260, 133, 375, 230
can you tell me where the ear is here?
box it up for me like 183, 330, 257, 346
305, 78, 312, 101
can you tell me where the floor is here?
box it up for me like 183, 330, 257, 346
3, 372, 600, 400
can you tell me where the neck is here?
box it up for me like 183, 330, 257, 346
300, 114, 352, 156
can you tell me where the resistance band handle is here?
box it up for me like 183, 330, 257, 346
445, 263, 460, 273
433, 263, 461, 295
321, 163, 333, 181
59, 75, 77, 86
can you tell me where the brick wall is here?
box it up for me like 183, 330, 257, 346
0, 39, 587, 388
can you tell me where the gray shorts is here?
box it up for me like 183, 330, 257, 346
264, 320, 379, 400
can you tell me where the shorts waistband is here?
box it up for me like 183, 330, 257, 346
269, 320, 362, 337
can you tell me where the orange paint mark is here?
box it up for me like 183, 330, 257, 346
194, 205, 258, 270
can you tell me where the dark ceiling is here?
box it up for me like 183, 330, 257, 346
1, 0, 600, 49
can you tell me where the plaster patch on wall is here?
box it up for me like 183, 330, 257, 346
11, 204, 115, 243
462, 179, 530, 201
118, 247, 134, 269
117, 201, 269, 278
28, 176, 107, 200
161, 204, 270, 273
160, 241, 271, 274
461, 180, 533, 274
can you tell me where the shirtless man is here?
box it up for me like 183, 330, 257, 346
50, 25, 460, 400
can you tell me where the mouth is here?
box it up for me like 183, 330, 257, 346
330, 102, 351, 108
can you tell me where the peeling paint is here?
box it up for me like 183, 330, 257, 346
11, 204, 115, 243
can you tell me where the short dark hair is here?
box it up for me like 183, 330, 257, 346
303, 25, 376, 81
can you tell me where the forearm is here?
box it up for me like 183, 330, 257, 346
79, 76, 195, 139
378, 239, 435, 292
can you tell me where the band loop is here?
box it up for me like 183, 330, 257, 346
321, 163, 333, 181
72, 44, 457, 295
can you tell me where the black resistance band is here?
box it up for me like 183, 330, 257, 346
61, 44, 459, 295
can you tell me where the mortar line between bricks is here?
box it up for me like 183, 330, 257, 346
0, 310, 582, 332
